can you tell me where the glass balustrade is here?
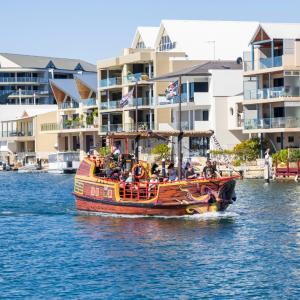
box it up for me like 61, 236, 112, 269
244, 117, 300, 130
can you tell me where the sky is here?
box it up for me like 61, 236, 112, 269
0, 0, 299, 65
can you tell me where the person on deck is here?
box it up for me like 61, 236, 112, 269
202, 160, 216, 179
185, 166, 197, 179
167, 163, 177, 181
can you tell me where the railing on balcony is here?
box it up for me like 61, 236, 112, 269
100, 97, 154, 110
58, 101, 79, 109
244, 86, 300, 100
0, 77, 48, 83
124, 122, 154, 131
100, 124, 123, 132
41, 123, 58, 131
0, 90, 48, 96
244, 117, 300, 130
82, 98, 97, 107
244, 55, 283, 71
99, 77, 122, 88
123, 73, 152, 85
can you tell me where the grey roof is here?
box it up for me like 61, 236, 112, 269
0, 53, 96, 72
74, 73, 97, 92
153, 60, 243, 81
50, 79, 80, 101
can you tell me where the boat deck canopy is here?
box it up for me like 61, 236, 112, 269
106, 130, 214, 139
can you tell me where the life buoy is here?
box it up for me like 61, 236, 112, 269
132, 163, 145, 180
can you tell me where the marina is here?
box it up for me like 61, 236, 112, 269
0, 172, 299, 298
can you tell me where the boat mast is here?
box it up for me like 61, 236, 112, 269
134, 80, 140, 162
177, 76, 182, 179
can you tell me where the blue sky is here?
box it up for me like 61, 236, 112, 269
0, 0, 299, 64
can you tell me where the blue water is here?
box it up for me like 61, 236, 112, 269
0, 173, 299, 299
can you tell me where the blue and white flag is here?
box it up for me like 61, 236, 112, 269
165, 81, 178, 101
120, 88, 134, 107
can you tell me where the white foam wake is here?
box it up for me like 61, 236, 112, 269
77, 210, 239, 220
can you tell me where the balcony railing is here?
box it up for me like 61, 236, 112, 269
244, 55, 283, 71
41, 123, 58, 131
100, 97, 154, 109
0, 90, 48, 96
58, 102, 79, 109
0, 77, 48, 83
124, 122, 154, 131
244, 117, 300, 130
100, 124, 123, 132
123, 73, 151, 85
244, 86, 300, 100
82, 98, 97, 107
99, 77, 122, 88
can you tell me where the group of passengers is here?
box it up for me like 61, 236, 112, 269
91, 144, 219, 184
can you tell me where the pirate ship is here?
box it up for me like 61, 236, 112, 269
73, 71, 238, 216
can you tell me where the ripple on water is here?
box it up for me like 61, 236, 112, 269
0, 174, 299, 299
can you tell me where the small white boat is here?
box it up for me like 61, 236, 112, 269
48, 152, 80, 174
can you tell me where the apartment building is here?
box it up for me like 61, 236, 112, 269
0, 110, 57, 163
40, 73, 99, 159
97, 21, 258, 157
155, 61, 247, 157
243, 23, 300, 150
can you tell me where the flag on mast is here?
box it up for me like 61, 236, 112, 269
120, 88, 134, 107
165, 81, 178, 101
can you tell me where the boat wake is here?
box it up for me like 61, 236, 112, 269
77, 210, 239, 220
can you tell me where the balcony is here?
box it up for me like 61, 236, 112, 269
0, 77, 48, 83
154, 93, 188, 105
244, 86, 300, 100
124, 122, 154, 131
0, 90, 48, 96
244, 117, 300, 130
100, 97, 154, 110
123, 73, 152, 85
58, 101, 79, 110
99, 77, 122, 88
244, 55, 283, 72
100, 124, 123, 132
82, 98, 97, 107
41, 123, 58, 131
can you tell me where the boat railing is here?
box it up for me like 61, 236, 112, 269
119, 180, 159, 201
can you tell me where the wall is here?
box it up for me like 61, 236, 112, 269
213, 96, 247, 149
35, 111, 58, 159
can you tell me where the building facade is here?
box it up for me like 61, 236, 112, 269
97, 21, 258, 158
243, 23, 300, 150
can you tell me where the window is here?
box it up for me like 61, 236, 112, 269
274, 107, 285, 118
276, 136, 281, 143
136, 41, 145, 49
194, 82, 209, 92
159, 35, 176, 51
203, 110, 209, 121
273, 78, 284, 87
288, 136, 294, 143
189, 137, 210, 157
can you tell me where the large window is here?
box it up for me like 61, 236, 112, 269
195, 110, 209, 121
189, 137, 210, 157
159, 35, 176, 51
136, 41, 145, 49
194, 82, 209, 92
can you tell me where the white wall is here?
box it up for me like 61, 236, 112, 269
211, 69, 243, 97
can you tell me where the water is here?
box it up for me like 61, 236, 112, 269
0, 173, 299, 300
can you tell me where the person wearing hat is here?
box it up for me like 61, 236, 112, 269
148, 173, 158, 197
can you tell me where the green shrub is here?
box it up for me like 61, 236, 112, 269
233, 138, 260, 161
98, 146, 111, 157
151, 144, 170, 161
289, 149, 300, 162
272, 149, 288, 163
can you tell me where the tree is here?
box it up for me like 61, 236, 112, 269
151, 144, 170, 161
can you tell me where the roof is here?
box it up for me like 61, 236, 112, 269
250, 22, 300, 42
153, 60, 242, 81
131, 27, 160, 48
0, 53, 96, 72
74, 73, 97, 92
50, 79, 80, 101
155, 20, 259, 60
